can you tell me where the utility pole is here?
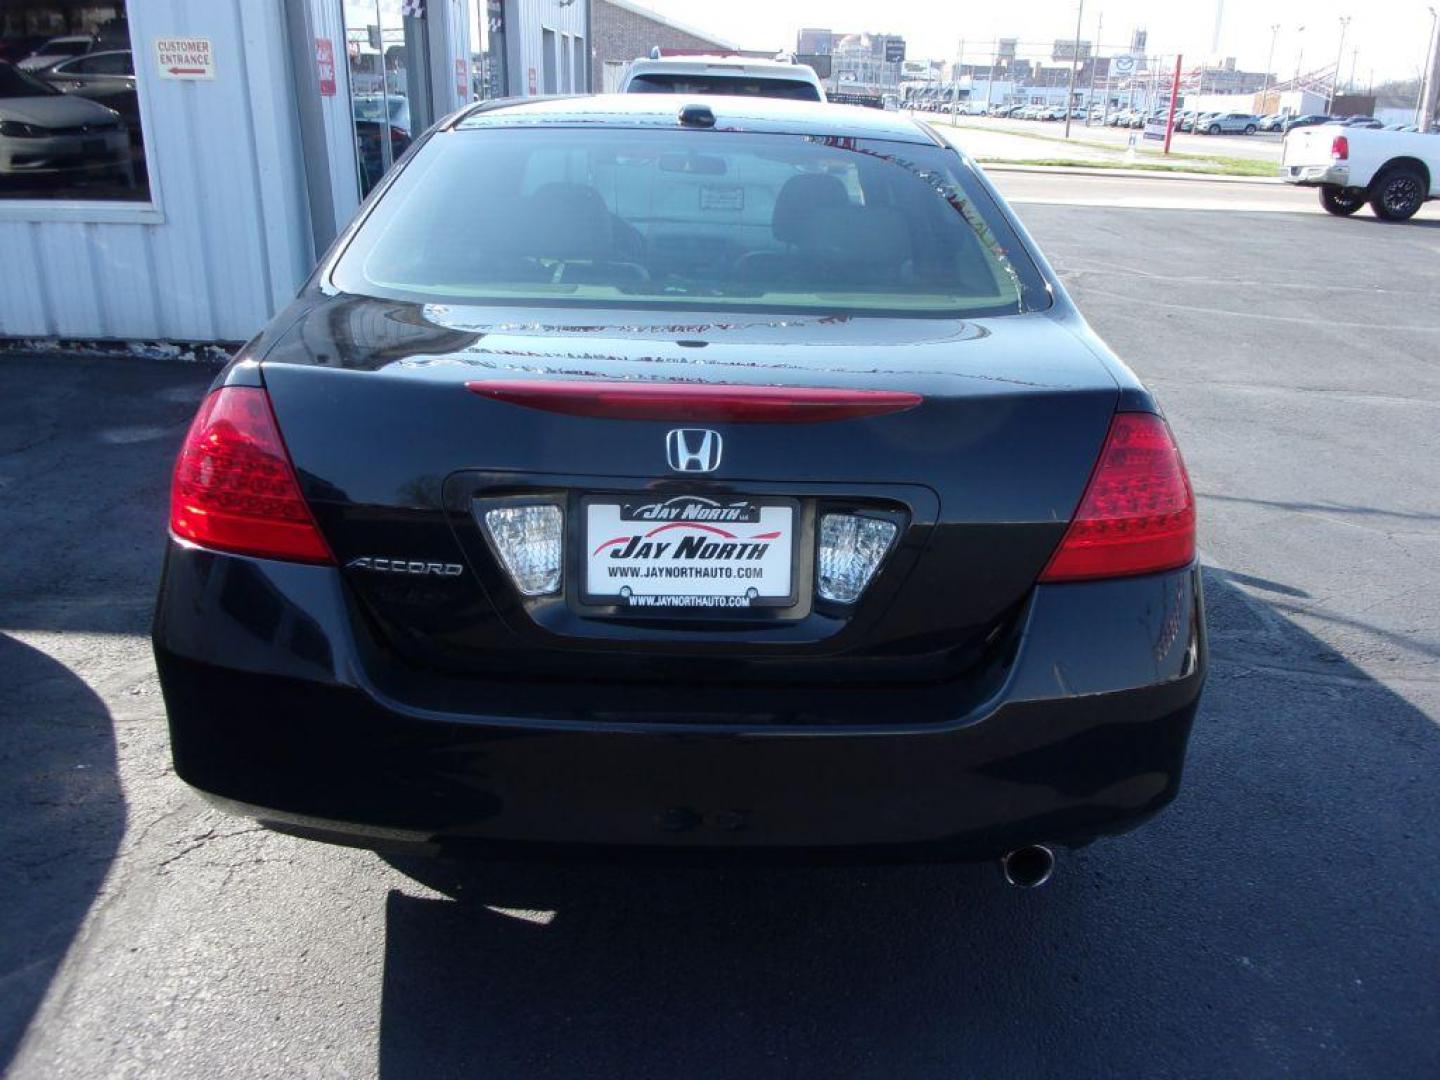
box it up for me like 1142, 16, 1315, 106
1294, 24, 1306, 87
1422, 7, 1440, 131
984, 39, 998, 113
1349, 48, 1357, 95
950, 37, 964, 121
1326, 16, 1350, 113
1064, 0, 1085, 137
1260, 24, 1279, 114
1162, 54, 1182, 154
1085, 11, 1102, 125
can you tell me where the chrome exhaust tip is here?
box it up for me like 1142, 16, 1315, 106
1000, 844, 1055, 889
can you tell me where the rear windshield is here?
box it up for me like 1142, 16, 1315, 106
330, 127, 1051, 317
627, 73, 822, 101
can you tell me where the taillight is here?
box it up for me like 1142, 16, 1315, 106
169, 386, 333, 564
1039, 412, 1195, 583
1331, 134, 1349, 160
465, 380, 922, 422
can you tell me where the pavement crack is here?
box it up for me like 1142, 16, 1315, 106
155, 824, 267, 873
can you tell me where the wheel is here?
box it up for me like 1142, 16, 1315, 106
1207, 124, 1221, 135
1319, 185, 1365, 216
1369, 166, 1427, 222
1244, 124, 1257, 134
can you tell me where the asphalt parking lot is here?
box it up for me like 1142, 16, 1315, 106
3, 183, 1439, 1078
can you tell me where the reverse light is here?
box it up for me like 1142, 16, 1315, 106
482, 504, 564, 595
170, 386, 333, 564
466, 380, 923, 423
1039, 412, 1195, 583
1331, 134, 1349, 161
817, 514, 897, 603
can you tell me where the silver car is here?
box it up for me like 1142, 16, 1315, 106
0, 61, 129, 181
1199, 112, 1259, 135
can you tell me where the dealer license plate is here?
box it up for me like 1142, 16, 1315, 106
584, 495, 795, 609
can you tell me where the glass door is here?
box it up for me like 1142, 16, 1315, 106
344, 0, 432, 196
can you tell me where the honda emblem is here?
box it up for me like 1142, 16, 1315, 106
665, 429, 722, 473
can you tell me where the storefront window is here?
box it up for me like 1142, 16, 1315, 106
344, 0, 435, 197
468, 0, 506, 101
0, 1, 148, 202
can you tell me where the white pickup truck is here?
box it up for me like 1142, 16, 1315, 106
1282, 125, 1439, 221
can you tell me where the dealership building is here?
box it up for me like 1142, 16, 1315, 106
0, 0, 589, 344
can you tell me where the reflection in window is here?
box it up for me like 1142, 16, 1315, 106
0, 1, 148, 202
345, 0, 434, 197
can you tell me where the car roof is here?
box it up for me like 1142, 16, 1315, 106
452, 94, 942, 145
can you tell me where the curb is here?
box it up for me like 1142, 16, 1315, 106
977, 162, 1284, 185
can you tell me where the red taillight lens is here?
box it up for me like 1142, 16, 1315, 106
169, 386, 333, 564
465, 380, 922, 422
1039, 412, 1195, 583
1331, 134, 1349, 160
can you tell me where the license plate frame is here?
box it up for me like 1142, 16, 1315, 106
579, 492, 801, 611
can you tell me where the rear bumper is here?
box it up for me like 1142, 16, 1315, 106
1284, 163, 1350, 187
153, 544, 1206, 861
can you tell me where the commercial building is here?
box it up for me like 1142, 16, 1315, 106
0, 0, 588, 344
590, 0, 736, 93
795, 29, 904, 95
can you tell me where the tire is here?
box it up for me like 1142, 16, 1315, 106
1207, 124, 1221, 135
1244, 125, 1257, 134
1369, 166, 1427, 222
1319, 185, 1365, 216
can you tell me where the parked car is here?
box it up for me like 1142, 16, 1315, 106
1283, 123, 1440, 221
154, 95, 1205, 884
1198, 112, 1258, 135
1282, 114, 1334, 133
38, 48, 137, 125
621, 53, 825, 102
0, 60, 130, 181
1257, 114, 1286, 132
352, 93, 412, 191
16, 33, 94, 72
1338, 116, 1383, 129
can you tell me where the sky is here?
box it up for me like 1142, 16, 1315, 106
633, 0, 1439, 86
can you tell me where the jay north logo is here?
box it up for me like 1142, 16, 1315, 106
620, 496, 760, 524
604, 534, 773, 563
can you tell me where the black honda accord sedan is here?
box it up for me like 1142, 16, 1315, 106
154, 96, 1204, 884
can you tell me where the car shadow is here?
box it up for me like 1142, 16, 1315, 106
0, 634, 124, 1070
373, 569, 1440, 1078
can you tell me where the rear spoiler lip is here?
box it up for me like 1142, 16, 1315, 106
464, 379, 923, 422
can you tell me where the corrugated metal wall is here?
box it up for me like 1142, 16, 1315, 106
307, 0, 362, 238
0, 0, 523, 344
0, 0, 313, 343
509, 0, 586, 96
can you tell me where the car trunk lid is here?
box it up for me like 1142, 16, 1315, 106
259, 297, 1119, 684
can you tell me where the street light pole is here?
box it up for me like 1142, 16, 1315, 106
1064, 0, 1085, 138
1294, 24, 1306, 87
1421, 7, 1440, 131
1260, 24, 1279, 114
1327, 16, 1350, 113
1085, 10, 1102, 125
